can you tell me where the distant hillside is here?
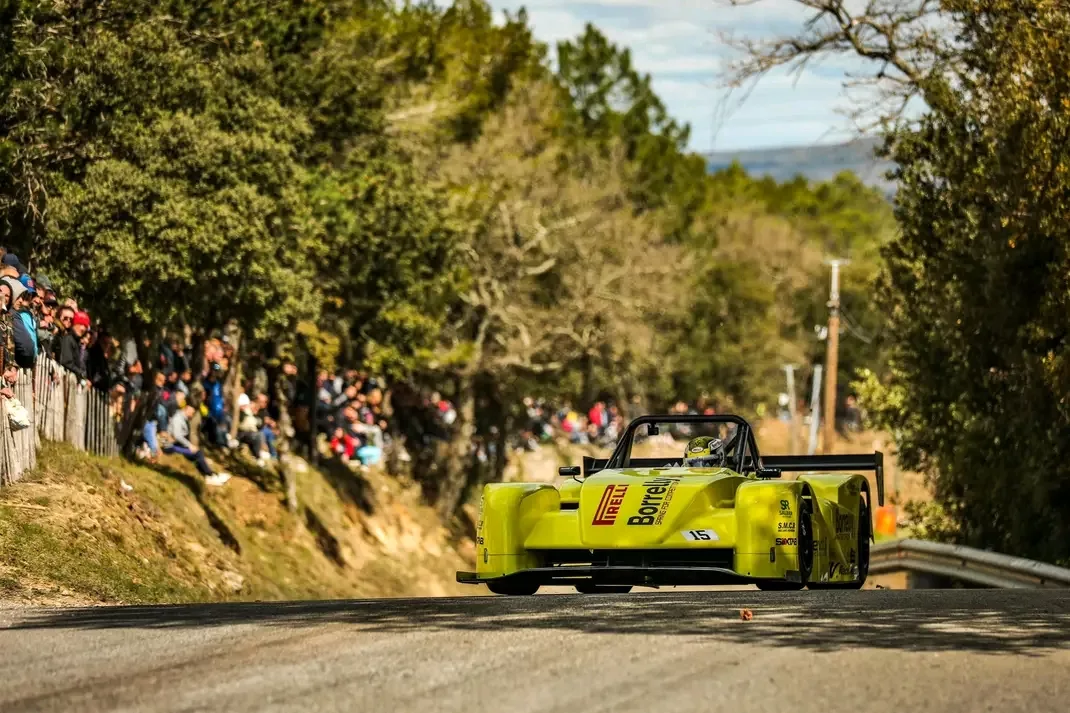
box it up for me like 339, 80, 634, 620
705, 138, 897, 197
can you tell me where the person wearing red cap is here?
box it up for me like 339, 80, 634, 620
54, 310, 89, 379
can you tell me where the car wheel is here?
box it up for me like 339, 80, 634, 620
809, 494, 870, 590
486, 579, 540, 596
575, 583, 633, 594
757, 500, 813, 591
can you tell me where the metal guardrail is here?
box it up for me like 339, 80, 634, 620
870, 538, 1070, 588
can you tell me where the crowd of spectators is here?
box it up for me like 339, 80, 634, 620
0, 249, 92, 399
515, 397, 625, 450
310, 369, 389, 469
0, 245, 868, 493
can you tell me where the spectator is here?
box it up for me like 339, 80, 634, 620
201, 363, 231, 447
86, 327, 112, 390
588, 401, 607, 433
34, 274, 56, 304
174, 369, 192, 398
54, 309, 89, 378
330, 426, 356, 462
51, 305, 74, 350
3, 277, 38, 370
1, 253, 26, 278
843, 395, 863, 433
256, 392, 278, 460
0, 281, 17, 398
166, 397, 231, 486
138, 371, 172, 462
36, 300, 56, 355
236, 392, 269, 466
157, 339, 176, 377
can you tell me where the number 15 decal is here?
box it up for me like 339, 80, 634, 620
681, 529, 719, 541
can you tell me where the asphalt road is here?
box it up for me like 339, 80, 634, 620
1, 588, 1068, 713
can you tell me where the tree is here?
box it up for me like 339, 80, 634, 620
423, 81, 687, 516
727, 0, 1070, 563
556, 24, 706, 235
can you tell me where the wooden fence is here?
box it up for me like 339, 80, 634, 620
0, 357, 119, 486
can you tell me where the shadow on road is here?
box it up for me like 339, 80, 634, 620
6, 589, 1070, 655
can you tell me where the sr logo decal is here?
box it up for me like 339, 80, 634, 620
592, 484, 629, 525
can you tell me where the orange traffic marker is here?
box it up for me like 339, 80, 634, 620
875, 505, 897, 538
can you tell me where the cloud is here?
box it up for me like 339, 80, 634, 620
489, 0, 875, 150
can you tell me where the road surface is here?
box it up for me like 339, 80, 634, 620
1, 589, 1068, 712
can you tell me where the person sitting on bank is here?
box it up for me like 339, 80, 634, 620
166, 394, 231, 487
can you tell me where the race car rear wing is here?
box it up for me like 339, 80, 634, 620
580, 452, 885, 506
762, 452, 885, 506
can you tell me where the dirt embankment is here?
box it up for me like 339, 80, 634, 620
0, 443, 475, 606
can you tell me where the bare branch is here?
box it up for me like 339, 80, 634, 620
718, 0, 959, 129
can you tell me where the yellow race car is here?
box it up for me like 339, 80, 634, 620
457, 414, 884, 594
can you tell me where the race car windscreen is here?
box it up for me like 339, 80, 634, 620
610, 418, 743, 469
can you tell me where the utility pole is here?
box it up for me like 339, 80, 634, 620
822, 259, 847, 454
783, 364, 798, 453
807, 365, 822, 455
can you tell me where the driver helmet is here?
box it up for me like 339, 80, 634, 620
683, 436, 726, 468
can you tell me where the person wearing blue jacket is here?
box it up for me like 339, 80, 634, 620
2, 276, 38, 370
201, 363, 230, 447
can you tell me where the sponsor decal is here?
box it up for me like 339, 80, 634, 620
835, 511, 853, 540
681, 529, 719, 542
627, 476, 681, 525
592, 484, 629, 525
476, 493, 485, 545
777, 522, 796, 532
775, 537, 798, 546
779, 499, 793, 517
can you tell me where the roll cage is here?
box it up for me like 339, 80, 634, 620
573, 413, 885, 506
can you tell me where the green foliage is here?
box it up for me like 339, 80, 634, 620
0, 0, 459, 356
555, 24, 705, 235
855, 0, 1070, 562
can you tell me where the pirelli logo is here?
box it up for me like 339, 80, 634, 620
592, 484, 629, 525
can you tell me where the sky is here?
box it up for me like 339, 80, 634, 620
488, 0, 869, 153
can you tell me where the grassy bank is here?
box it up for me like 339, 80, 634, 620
0, 443, 474, 606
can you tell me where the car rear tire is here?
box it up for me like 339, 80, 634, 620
808, 494, 870, 590
486, 579, 540, 596
575, 583, 633, 594
756, 498, 813, 591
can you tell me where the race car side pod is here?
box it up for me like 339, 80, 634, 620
762, 452, 885, 506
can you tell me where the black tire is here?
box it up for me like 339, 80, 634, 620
486, 579, 540, 596
757, 498, 813, 591
575, 583, 633, 594
809, 494, 870, 590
